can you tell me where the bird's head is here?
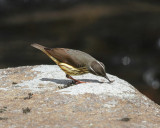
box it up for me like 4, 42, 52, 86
89, 61, 113, 83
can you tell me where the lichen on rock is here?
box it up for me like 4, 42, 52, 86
0, 65, 160, 128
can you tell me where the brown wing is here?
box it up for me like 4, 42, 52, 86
45, 48, 83, 68
31, 43, 95, 68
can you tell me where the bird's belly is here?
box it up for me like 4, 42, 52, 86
58, 63, 89, 76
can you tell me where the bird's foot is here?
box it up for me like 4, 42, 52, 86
66, 74, 87, 85
72, 80, 87, 85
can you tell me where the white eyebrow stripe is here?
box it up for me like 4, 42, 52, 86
97, 61, 105, 70
90, 66, 98, 75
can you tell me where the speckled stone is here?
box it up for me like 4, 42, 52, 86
0, 65, 160, 128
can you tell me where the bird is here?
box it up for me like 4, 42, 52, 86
31, 43, 114, 84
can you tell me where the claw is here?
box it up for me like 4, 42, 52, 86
74, 80, 87, 85
66, 74, 87, 85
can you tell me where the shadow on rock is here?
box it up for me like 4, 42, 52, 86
40, 78, 103, 84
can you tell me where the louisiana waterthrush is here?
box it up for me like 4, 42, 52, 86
31, 43, 114, 84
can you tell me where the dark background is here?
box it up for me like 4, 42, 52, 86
0, 0, 160, 104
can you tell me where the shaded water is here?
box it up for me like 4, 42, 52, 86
0, 0, 160, 104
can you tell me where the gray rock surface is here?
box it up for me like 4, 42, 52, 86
0, 65, 160, 128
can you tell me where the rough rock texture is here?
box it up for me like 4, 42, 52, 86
0, 65, 160, 128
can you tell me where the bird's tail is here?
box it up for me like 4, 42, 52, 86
31, 43, 46, 52
31, 43, 59, 65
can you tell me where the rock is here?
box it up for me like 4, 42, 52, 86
0, 65, 160, 128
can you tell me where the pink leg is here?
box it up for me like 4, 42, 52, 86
66, 74, 86, 84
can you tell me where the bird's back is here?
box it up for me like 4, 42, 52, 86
45, 48, 96, 68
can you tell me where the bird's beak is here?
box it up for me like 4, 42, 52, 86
105, 75, 114, 83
